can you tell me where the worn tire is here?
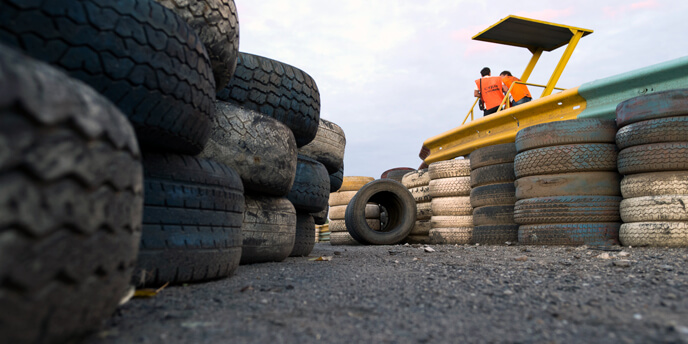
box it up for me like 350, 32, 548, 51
409, 185, 432, 203
329, 191, 358, 206
471, 163, 516, 188
469, 143, 517, 169
431, 197, 472, 216
515, 172, 621, 200
200, 101, 297, 196
290, 213, 316, 257
340, 176, 375, 191
155, 0, 239, 92
470, 183, 517, 208
416, 202, 432, 221
217, 53, 319, 147
617, 142, 688, 175
431, 215, 473, 228
473, 225, 519, 245
620, 222, 688, 247
241, 194, 296, 264
345, 180, 416, 245
0, 46, 143, 344
473, 206, 516, 226
381, 167, 415, 182
616, 116, 688, 149
0, 0, 216, 155
515, 119, 617, 153
329, 204, 380, 220
329, 219, 381, 233
402, 169, 431, 188
135, 153, 244, 286
287, 155, 330, 213
329, 167, 344, 192
429, 228, 472, 245
616, 89, 688, 128
410, 220, 432, 235
312, 207, 329, 226
514, 144, 618, 178
514, 196, 621, 225
299, 118, 346, 173
330, 232, 361, 246
621, 172, 688, 198
519, 223, 620, 246
428, 159, 471, 179
621, 196, 688, 222
429, 176, 471, 197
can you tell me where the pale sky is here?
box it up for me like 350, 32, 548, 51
234, 0, 688, 178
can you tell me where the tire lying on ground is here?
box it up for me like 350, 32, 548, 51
619, 222, 688, 247
345, 180, 416, 245
514, 196, 622, 224
0, 45, 143, 344
429, 228, 472, 245
518, 223, 620, 246
135, 153, 244, 286
241, 194, 297, 264
200, 101, 297, 196
330, 231, 360, 245
290, 212, 316, 257
155, 0, 240, 93
0, 0, 216, 155
217, 52, 320, 147
473, 225, 519, 244
299, 119, 346, 173
287, 155, 330, 213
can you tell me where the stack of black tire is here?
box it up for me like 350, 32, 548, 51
401, 169, 433, 244
427, 159, 473, 244
469, 143, 519, 244
615, 89, 688, 247
513, 119, 621, 246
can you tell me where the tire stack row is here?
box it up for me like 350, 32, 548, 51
427, 159, 473, 244
469, 143, 519, 244
401, 169, 433, 244
328, 177, 376, 245
616, 89, 688, 247
513, 119, 621, 246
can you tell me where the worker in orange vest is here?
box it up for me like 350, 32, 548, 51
500, 71, 532, 106
474, 67, 505, 116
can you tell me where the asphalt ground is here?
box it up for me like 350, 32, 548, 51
85, 243, 688, 344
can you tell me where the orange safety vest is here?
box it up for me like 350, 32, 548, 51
475, 76, 504, 110
501, 75, 532, 102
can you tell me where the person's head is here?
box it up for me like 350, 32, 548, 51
500, 71, 512, 77
480, 67, 490, 77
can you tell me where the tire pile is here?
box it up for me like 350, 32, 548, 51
616, 89, 688, 247
427, 159, 473, 244
401, 169, 433, 244
469, 143, 519, 244
0, 0, 346, 341
328, 177, 376, 245
513, 119, 621, 246
381, 167, 415, 182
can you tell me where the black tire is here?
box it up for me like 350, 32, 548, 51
616, 89, 688, 128
470, 163, 516, 188
620, 171, 688, 198
290, 212, 316, 257
155, 0, 239, 93
472, 206, 516, 226
287, 155, 330, 213
0, 0, 216, 155
200, 101, 297, 196
0, 46, 143, 344
617, 142, 688, 175
473, 225, 519, 245
470, 183, 516, 208
241, 194, 297, 264
514, 196, 621, 225
469, 143, 517, 169
299, 119, 346, 173
515, 119, 617, 153
515, 172, 622, 200
381, 167, 416, 182
616, 116, 688, 149
345, 180, 417, 245
514, 144, 618, 178
312, 207, 329, 226
135, 153, 244, 286
330, 167, 344, 192
217, 52, 320, 147
519, 223, 620, 246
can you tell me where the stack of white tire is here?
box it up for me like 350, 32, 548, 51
616, 89, 688, 247
401, 169, 433, 244
328, 177, 377, 245
427, 159, 473, 244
